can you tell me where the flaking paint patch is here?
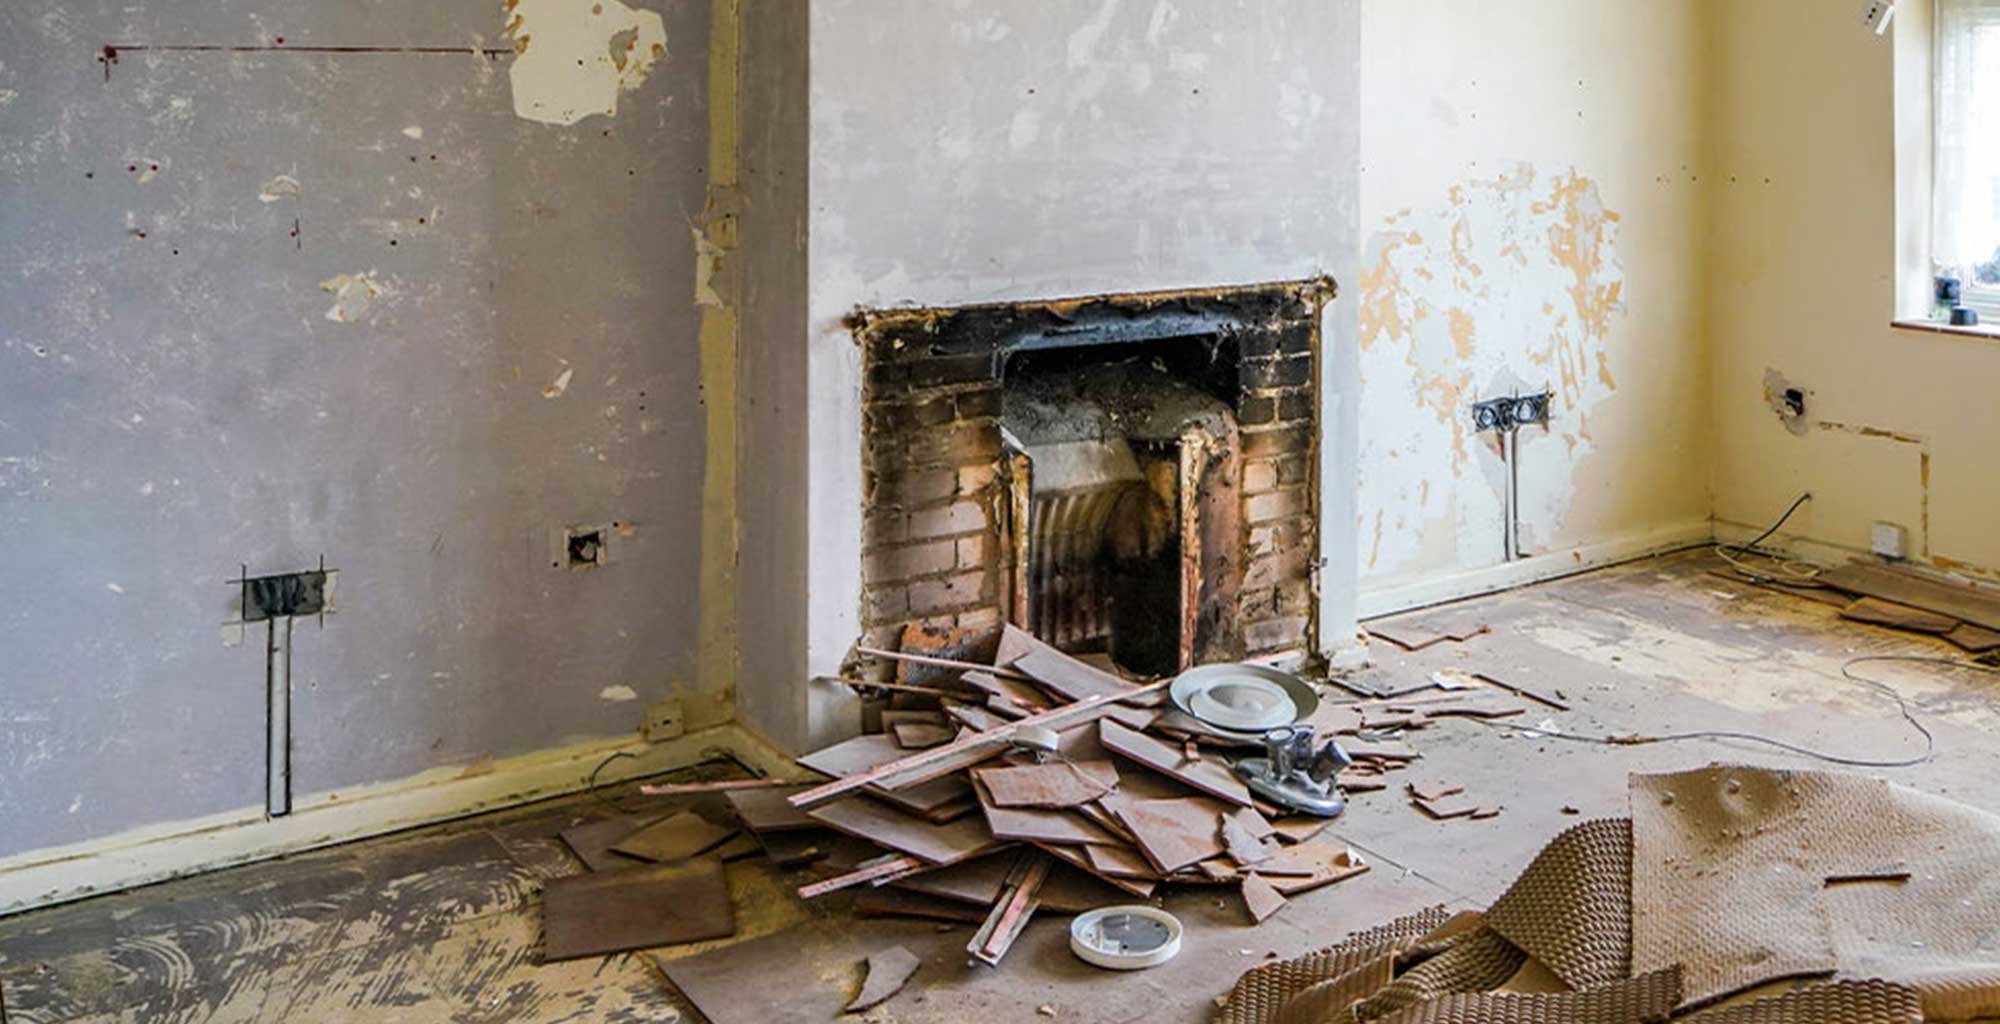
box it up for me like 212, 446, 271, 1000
257, 174, 302, 203
506, 0, 668, 126
319, 271, 387, 323
1357, 164, 1625, 580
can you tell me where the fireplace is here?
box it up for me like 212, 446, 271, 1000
850, 281, 1330, 677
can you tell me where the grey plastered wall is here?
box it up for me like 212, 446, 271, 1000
766, 0, 1364, 745
733, 0, 818, 751
0, 0, 713, 858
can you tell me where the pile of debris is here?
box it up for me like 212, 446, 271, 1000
762, 624, 1387, 959
530, 621, 1549, 990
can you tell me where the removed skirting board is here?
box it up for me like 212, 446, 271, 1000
0, 723, 794, 917
1356, 520, 1716, 622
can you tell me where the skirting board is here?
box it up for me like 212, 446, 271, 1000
1713, 520, 2000, 587
1356, 520, 1715, 622
0, 723, 794, 917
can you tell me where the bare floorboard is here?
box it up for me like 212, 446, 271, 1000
5, 549, 1998, 1023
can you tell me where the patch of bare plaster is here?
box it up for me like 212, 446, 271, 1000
1762, 368, 1811, 436
319, 272, 387, 323
506, 0, 667, 126
1356, 163, 1626, 576
692, 225, 726, 307
543, 367, 574, 398
258, 174, 302, 203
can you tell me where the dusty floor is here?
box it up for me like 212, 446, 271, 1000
3, 548, 1996, 1024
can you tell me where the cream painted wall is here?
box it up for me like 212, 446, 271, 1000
1356, 2, 1713, 598
1710, 0, 2000, 578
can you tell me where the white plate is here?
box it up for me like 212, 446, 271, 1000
1170, 663, 1320, 735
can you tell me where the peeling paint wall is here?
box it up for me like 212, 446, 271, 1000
1711, 0, 2000, 577
1357, 2, 1712, 593
0, 0, 714, 857
507, 0, 669, 126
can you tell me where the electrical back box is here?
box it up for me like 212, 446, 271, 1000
1871, 521, 1908, 560
643, 698, 686, 742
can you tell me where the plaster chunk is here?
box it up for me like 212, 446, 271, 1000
506, 0, 668, 126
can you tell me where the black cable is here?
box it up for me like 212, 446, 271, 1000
586, 750, 643, 814
1462, 653, 1962, 769
1726, 491, 1813, 558
1716, 492, 1827, 585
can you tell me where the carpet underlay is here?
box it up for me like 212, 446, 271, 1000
1218, 766, 2000, 1024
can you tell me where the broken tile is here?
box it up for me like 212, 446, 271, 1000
1034, 841, 1158, 897
795, 732, 977, 816
755, 829, 833, 868
1098, 719, 1253, 807
847, 945, 922, 1012
542, 858, 734, 961
973, 775, 1121, 845
1105, 794, 1228, 874
1012, 642, 1165, 708
1082, 841, 1160, 879
1408, 780, 1465, 803
853, 888, 989, 923
1267, 816, 1335, 845
1241, 872, 1288, 924
1840, 596, 1960, 634
1221, 811, 1276, 867
609, 810, 736, 863
1262, 842, 1369, 896
973, 760, 1119, 808
808, 795, 1001, 866
1945, 623, 2000, 653
557, 813, 664, 873
893, 722, 957, 749
1414, 795, 1479, 820
725, 785, 820, 833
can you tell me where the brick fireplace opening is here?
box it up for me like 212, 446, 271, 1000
850, 280, 1331, 677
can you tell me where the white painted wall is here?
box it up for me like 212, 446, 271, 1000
1710, 0, 2000, 578
1355, 2, 1713, 602
751, 0, 1363, 750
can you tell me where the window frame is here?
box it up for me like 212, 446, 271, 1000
1933, 0, 2000, 322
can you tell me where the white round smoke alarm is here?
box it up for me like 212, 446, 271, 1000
1069, 906, 1183, 971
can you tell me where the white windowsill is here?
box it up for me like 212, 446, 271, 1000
1890, 317, 2000, 343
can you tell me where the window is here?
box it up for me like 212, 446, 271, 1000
1936, 0, 2000, 319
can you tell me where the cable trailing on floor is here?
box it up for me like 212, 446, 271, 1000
1715, 491, 1829, 586
1462, 653, 1992, 768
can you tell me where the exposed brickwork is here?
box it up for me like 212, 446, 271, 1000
854, 283, 1326, 664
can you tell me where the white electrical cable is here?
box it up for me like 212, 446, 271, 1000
1716, 492, 1827, 586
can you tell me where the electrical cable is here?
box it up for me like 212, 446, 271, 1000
1715, 491, 1828, 585
1458, 653, 1982, 768
586, 750, 644, 814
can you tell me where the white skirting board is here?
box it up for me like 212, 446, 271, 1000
1355, 520, 1716, 622
0, 724, 794, 917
